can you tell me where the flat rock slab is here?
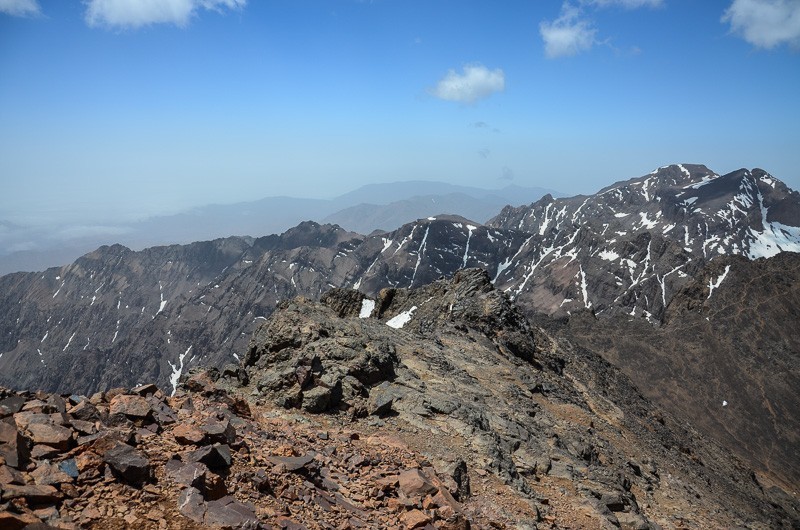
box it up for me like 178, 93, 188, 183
267, 451, 317, 472
187, 443, 232, 471
173, 424, 206, 445
109, 395, 152, 419
103, 443, 151, 485
204, 496, 258, 528
398, 469, 438, 498
26, 422, 73, 451
1, 483, 62, 504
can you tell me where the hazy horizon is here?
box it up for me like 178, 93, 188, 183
2, 0, 799, 228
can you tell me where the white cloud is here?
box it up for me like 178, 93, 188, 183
84, 0, 245, 29
540, 3, 597, 58
430, 64, 505, 104
0, 0, 41, 17
722, 0, 800, 49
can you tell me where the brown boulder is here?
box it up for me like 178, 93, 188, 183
109, 395, 152, 420
173, 423, 205, 445
26, 423, 73, 451
399, 509, 432, 529
398, 469, 438, 498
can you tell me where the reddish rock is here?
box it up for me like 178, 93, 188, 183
1, 483, 62, 504
26, 423, 73, 451
0, 510, 42, 530
0, 463, 25, 484
109, 395, 152, 419
67, 400, 101, 422
173, 423, 205, 445
399, 509, 431, 529
131, 384, 160, 397
398, 469, 438, 498
30, 461, 74, 485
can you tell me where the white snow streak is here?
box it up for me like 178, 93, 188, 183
462, 225, 476, 267
63, 332, 76, 352
410, 226, 430, 287
707, 265, 731, 299
579, 266, 591, 309
169, 345, 192, 396
386, 306, 417, 329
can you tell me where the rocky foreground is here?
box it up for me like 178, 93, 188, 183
1, 270, 798, 529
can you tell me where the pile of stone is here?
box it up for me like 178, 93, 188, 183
1, 371, 473, 529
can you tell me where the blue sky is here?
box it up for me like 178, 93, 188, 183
1, 0, 799, 224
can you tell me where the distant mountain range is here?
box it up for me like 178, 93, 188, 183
0, 163, 798, 492
0, 181, 557, 275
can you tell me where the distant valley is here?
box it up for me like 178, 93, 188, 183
0, 181, 557, 275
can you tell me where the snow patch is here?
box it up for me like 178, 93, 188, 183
359, 299, 375, 318
638, 212, 657, 229
614, 213, 629, 218
598, 249, 620, 261
386, 306, 417, 329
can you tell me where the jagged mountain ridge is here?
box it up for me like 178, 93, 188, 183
1, 165, 798, 395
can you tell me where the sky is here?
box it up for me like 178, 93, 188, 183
1, 0, 799, 225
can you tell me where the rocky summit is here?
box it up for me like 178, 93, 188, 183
1, 270, 798, 529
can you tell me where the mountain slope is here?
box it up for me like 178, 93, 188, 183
563, 252, 800, 492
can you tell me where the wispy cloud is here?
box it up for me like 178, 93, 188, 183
722, 0, 800, 50
0, 0, 41, 17
430, 64, 505, 104
540, 3, 597, 58
540, 0, 663, 58
84, 0, 246, 29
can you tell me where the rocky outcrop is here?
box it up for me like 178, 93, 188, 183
239, 271, 799, 529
